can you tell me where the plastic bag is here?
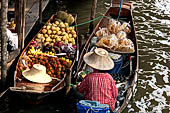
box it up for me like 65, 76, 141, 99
96, 34, 118, 50
117, 31, 127, 40
96, 28, 109, 38
107, 19, 121, 34
117, 38, 135, 52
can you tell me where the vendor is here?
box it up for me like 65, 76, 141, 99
6, 28, 19, 62
77, 48, 118, 111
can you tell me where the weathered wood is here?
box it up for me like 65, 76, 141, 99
39, 0, 42, 23
21, 0, 26, 49
17, 0, 23, 49
14, 0, 19, 33
0, 0, 8, 86
89, 0, 97, 34
25, 0, 49, 38
65, 69, 72, 95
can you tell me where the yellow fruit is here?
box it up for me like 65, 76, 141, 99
55, 21, 59, 25
59, 22, 65, 28
37, 33, 43, 38
44, 34, 48, 38
64, 23, 69, 27
56, 27, 60, 31
52, 30, 57, 34
43, 26, 47, 29
46, 37, 52, 42
73, 34, 77, 38
62, 35, 67, 40
65, 39, 68, 44
68, 38, 72, 42
53, 39, 56, 43
46, 25, 51, 30
44, 42, 49, 46
66, 27, 70, 32
51, 26, 56, 31
54, 35, 58, 38
68, 33, 72, 38
61, 28, 65, 32
56, 37, 61, 42
61, 32, 67, 36
71, 30, 76, 35
57, 31, 62, 35
47, 30, 52, 35
42, 29, 47, 34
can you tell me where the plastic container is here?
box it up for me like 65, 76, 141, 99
77, 100, 110, 113
107, 53, 123, 74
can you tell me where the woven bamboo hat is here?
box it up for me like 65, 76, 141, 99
83, 48, 114, 70
22, 64, 52, 83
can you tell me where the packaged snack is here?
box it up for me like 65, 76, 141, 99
117, 31, 127, 40
96, 34, 118, 50
96, 28, 109, 38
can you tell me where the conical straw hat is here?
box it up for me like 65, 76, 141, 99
83, 48, 114, 70
22, 64, 52, 83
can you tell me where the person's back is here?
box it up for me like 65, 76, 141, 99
77, 71, 118, 110
77, 48, 118, 111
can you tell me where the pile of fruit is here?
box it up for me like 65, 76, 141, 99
34, 11, 77, 55
18, 11, 77, 79
19, 53, 72, 79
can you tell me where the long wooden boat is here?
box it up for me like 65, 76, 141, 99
10, 11, 79, 103
75, 2, 138, 113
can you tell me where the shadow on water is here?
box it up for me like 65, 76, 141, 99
0, 87, 78, 113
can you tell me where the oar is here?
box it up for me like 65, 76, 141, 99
0, 87, 10, 98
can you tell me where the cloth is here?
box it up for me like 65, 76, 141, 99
6, 28, 18, 52
77, 72, 118, 110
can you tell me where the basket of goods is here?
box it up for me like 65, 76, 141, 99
95, 18, 135, 53
17, 11, 78, 82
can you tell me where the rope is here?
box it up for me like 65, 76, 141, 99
117, 0, 124, 20
26, 14, 112, 28
69, 15, 105, 28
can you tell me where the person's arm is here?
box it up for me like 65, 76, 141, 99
77, 76, 88, 94
110, 76, 118, 99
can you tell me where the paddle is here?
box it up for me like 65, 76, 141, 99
0, 87, 10, 98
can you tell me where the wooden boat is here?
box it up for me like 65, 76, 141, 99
75, 2, 138, 113
10, 12, 79, 103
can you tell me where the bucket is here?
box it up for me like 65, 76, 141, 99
107, 53, 123, 74
77, 100, 110, 113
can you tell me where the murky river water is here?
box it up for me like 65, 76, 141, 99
64, 0, 170, 112
1, 0, 170, 113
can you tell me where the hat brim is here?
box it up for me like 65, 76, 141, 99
22, 69, 52, 83
83, 52, 114, 70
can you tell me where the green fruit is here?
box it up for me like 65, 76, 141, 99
57, 11, 68, 21
65, 14, 75, 25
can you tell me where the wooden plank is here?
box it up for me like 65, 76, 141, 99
25, 0, 49, 38
21, 0, 26, 49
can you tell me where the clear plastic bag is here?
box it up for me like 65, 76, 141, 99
117, 38, 135, 52
96, 34, 118, 50
96, 27, 109, 38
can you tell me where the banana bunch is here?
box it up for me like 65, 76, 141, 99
27, 46, 42, 55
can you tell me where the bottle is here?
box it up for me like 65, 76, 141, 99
107, 110, 110, 113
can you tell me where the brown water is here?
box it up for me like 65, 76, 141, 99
1, 0, 170, 113
65, 0, 170, 112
